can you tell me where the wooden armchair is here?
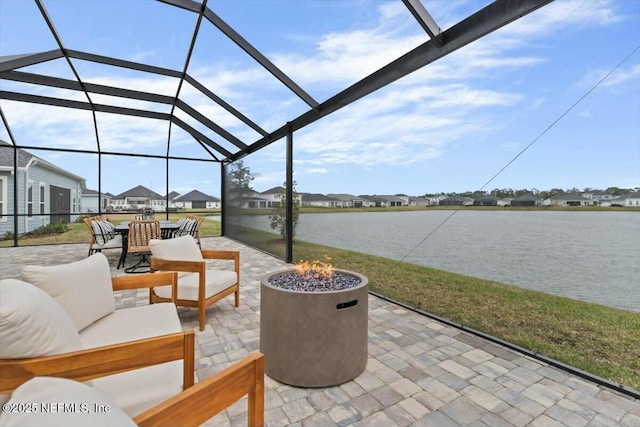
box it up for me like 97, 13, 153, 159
0, 270, 194, 415
135, 353, 264, 427
1, 251, 264, 426
149, 235, 240, 331
1, 254, 191, 416
1, 353, 264, 427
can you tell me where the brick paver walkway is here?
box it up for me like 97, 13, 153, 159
1, 237, 638, 426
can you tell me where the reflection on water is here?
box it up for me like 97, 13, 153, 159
234, 211, 640, 312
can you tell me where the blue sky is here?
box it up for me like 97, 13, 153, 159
1, 0, 638, 197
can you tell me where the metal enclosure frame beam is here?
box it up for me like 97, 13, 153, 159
402, 0, 443, 45
232, 0, 553, 161
0, 0, 555, 251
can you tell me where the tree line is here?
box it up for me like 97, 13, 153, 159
423, 187, 639, 199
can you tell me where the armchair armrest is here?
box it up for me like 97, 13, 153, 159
150, 258, 204, 274
0, 329, 195, 394
112, 271, 178, 291
134, 352, 264, 427
202, 250, 240, 274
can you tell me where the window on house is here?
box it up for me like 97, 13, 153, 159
0, 177, 6, 221
39, 184, 46, 215
27, 182, 33, 218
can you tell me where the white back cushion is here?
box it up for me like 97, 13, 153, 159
0, 279, 81, 358
150, 235, 203, 262
21, 253, 115, 332
0, 377, 136, 427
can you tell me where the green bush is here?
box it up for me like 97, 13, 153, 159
31, 222, 68, 235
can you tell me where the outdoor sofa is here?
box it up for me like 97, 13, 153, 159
0, 252, 264, 425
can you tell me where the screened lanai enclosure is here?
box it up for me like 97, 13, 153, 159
1, 0, 637, 265
0, 0, 557, 258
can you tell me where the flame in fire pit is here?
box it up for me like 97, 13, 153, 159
295, 256, 335, 279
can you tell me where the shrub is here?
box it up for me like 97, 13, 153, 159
31, 222, 68, 236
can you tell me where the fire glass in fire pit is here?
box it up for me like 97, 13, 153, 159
260, 260, 368, 387
268, 260, 361, 292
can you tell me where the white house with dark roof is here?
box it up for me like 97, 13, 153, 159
582, 189, 613, 204
110, 185, 165, 211
235, 190, 269, 209
0, 141, 86, 235
439, 196, 473, 206
357, 195, 378, 207
612, 191, 640, 207
81, 189, 114, 213
408, 197, 429, 207
510, 193, 543, 206
300, 193, 340, 208
378, 195, 406, 207
173, 189, 221, 209
545, 193, 595, 207
258, 186, 302, 208
326, 193, 363, 208
260, 186, 284, 208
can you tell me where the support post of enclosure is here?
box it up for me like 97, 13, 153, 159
221, 162, 227, 237
285, 123, 293, 263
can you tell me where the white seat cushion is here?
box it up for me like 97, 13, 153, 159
79, 303, 181, 348
0, 377, 136, 427
0, 279, 81, 359
21, 253, 115, 332
79, 302, 184, 416
91, 361, 183, 417
93, 233, 122, 249
153, 270, 238, 301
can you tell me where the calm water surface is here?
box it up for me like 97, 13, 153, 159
239, 211, 640, 312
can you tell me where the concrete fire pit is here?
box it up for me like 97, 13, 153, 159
260, 268, 368, 387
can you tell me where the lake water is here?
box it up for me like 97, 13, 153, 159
230, 211, 640, 312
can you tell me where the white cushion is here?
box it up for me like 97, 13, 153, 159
0, 377, 136, 427
79, 303, 182, 348
79, 302, 184, 416
21, 253, 115, 332
0, 279, 81, 359
93, 233, 122, 250
153, 269, 238, 301
91, 361, 183, 417
150, 234, 203, 262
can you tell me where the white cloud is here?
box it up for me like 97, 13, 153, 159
305, 168, 328, 174
602, 63, 640, 88
1, 0, 628, 176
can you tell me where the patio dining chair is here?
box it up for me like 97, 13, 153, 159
83, 216, 122, 257
125, 220, 161, 274
172, 215, 204, 247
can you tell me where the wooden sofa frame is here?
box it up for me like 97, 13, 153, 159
150, 249, 240, 331
0, 272, 264, 426
0, 273, 193, 394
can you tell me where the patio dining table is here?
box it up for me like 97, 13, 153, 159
115, 220, 179, 269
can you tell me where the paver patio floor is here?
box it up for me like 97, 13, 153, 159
1, 237, 638, 426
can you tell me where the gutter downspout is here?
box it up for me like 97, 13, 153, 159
23, 157, 37, 235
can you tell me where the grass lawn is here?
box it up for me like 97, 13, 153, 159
0, 213, 222, 247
